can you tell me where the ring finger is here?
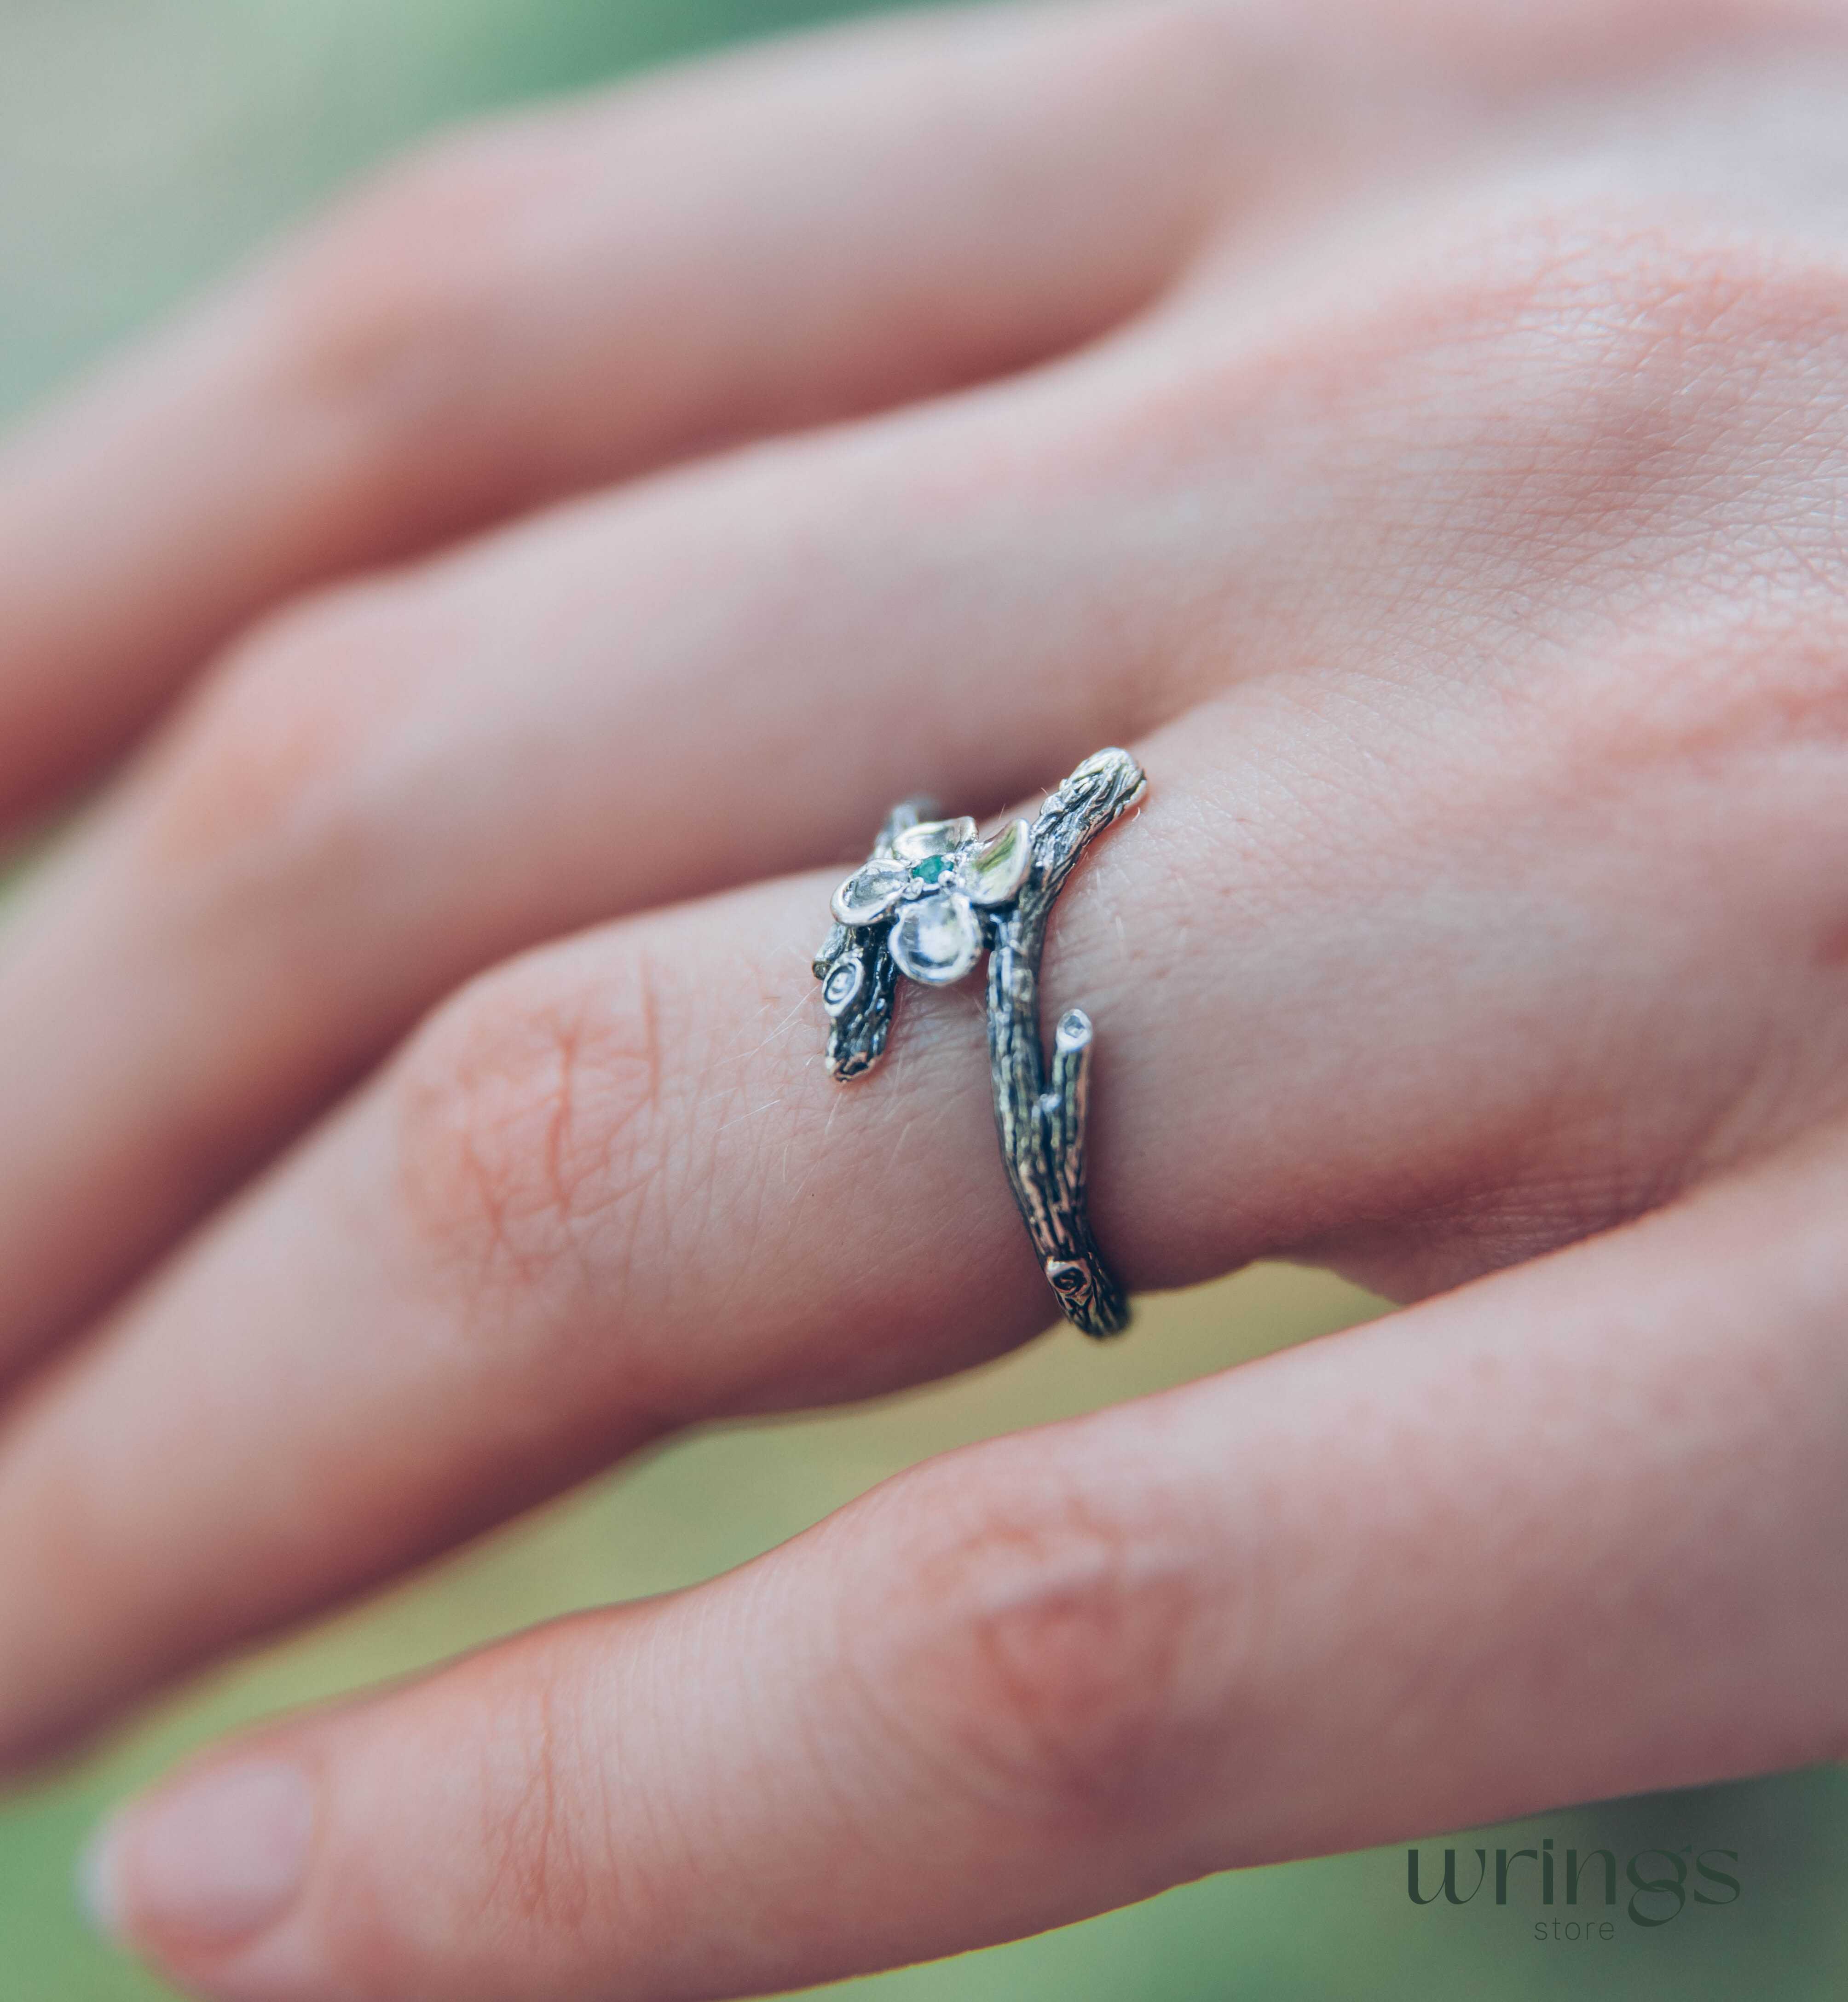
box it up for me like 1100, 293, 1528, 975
0, 342, 1199, 1379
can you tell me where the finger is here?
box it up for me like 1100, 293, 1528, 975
7, 0, 1830, 826
0, 338, 1200, 1375
0, 0, 1248, 823
7, 605, 1848, 1768
84, 1116, 1848, 2002
18, 22, 1848, 1379
12, 8, 1847, 1389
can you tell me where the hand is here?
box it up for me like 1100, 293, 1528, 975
6, 1, 1848, 1995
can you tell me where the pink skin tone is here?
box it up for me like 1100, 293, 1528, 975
3, 0, 1848, 1995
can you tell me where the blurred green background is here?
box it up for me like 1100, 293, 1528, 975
1, 3, 1843, 1997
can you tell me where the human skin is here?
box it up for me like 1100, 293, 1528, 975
4, 0, 1848, 1994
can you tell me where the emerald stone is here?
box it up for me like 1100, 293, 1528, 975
911, 854, 953, 884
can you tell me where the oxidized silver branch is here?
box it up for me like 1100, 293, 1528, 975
812, 748, 1147, 1338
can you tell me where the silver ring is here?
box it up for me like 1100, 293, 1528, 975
813, 747, 1148, 1337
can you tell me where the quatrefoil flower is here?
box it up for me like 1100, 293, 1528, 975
829, 814, 1032, 986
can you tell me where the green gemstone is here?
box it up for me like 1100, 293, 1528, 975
911, 854, 952, 884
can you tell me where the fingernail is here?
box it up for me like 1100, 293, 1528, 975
81, 1759, 314, 1952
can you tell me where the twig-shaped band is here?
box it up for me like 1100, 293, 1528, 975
814, 748, 1147, 1337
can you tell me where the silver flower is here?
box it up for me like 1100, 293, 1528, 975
828, 814, 1031, 986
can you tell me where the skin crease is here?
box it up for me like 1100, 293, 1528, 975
0, 0, 1847, 1995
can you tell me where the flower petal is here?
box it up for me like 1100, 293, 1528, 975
892, 816, 976, 862
889, 891, 984, 985
962, 818, 1031, 906
831, 860, 909, 926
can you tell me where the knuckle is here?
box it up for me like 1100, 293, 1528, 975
849, 1453, 1234, 1829
1182, 166, 1848, 462
468, 1641, 613, 1941
1504, 199, 1848, 410
145, 581, 432, 896
270, 123, 562, 498
1479, 207, 1848, 739
1172, 182, 1848, 716
1446, 167, 1848, 472
392, 943, 668, 1312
